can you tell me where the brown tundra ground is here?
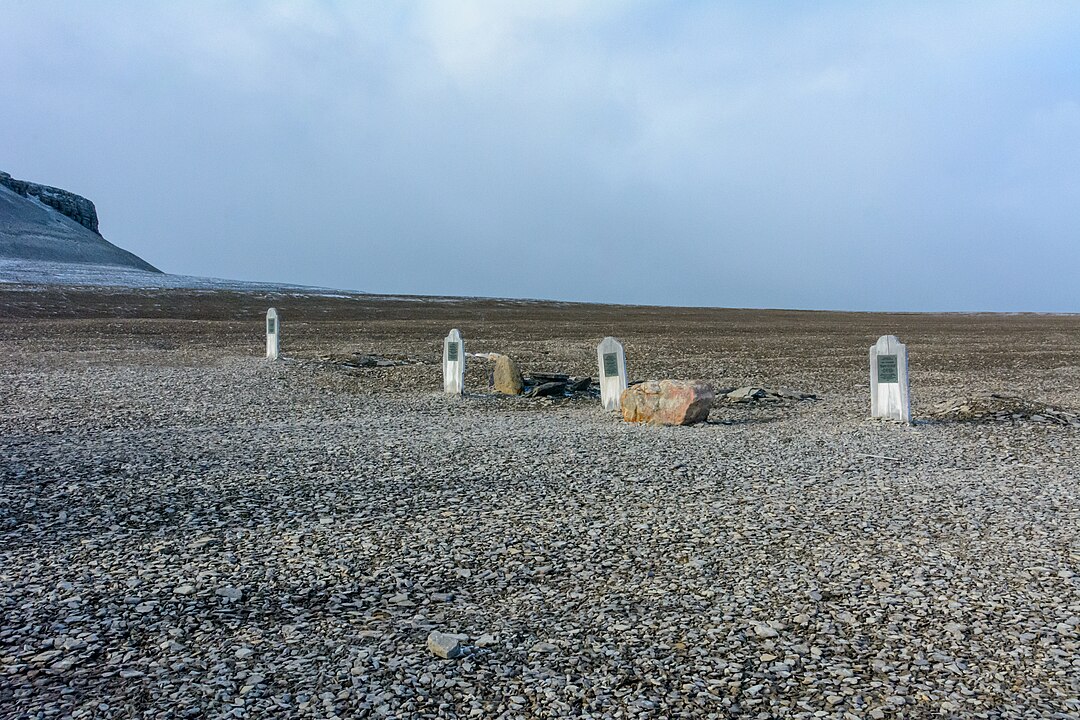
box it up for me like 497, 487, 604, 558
1, 284, 1078, 720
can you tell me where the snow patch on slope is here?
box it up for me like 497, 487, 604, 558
0, 258, 365, 297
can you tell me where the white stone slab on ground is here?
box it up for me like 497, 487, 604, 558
266, 308, 280, 360
443, 329, 465, 395
870, 334, 911, 423
597, 336, 628, 411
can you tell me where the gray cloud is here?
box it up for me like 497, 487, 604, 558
2, 1, 1078, 310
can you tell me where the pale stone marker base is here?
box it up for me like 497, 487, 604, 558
443, 329, 465, 395
870, 334, 910, 423
597, 336, 628, 411
266, 308, 280, 360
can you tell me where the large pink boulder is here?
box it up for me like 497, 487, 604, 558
621, 380, 715, 425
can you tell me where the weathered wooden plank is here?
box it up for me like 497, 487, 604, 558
266, 308, 280, 360
443, 328, 465, 395
870, 334, 910, 423
597, 336, 628, 411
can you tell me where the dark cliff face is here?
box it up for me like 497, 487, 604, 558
0, 171, 100, 234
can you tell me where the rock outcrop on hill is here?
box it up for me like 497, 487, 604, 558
0, 172, 100, 232
0, 171, 160, 272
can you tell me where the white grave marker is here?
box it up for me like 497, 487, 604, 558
870, 334, 910, 423
597, 336, 628, 411
266, 308, 280, 360
443, 329, 465, 395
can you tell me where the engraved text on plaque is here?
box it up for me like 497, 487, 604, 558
877, 354, 898, 383
603, 352, 618, 377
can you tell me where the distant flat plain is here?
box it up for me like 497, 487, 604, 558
3, 284, 1078, 406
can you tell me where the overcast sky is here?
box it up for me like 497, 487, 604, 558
2, 1, 1079, 311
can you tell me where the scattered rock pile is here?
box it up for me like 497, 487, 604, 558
930, 393, 1080, 426
472, 354, 595, 399
721, 386, 817, 403
320, 353, 421, 368
522, 372, 595, 399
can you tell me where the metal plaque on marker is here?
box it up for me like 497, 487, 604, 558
267, 318, 276, 334
877, 354, 899, 383
447, 342, 459, 362
602, 352, 619, 377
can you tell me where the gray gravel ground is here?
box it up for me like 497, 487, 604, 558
1, 299, 1079, 719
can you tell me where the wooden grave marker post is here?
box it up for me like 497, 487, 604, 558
597, 336, 628, 411
870, 334, 911, 423
443, 329, 465, 395
266, 308, 280, 360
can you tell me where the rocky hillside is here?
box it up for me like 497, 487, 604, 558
0, 171, 160, 272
